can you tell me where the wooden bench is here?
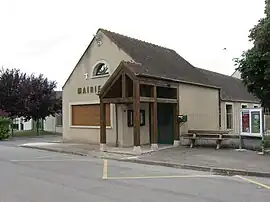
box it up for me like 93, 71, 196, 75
181, 130, 234, 150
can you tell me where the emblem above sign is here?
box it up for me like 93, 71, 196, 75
84, 73, 88, 80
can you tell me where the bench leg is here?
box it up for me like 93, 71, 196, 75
216, 140, 222, 150
190, 139, 195, 148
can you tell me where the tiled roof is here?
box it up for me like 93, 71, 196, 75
101, 29, 213, 87
101, 28, 259, 103
197, 68, 260, 103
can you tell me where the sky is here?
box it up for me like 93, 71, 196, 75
0, 0, 266, 90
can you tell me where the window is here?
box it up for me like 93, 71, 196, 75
127, 109, 146, 127
241, 104, 248, 108
71, 104, 110, 127
226, 104, 233, 129
93, 63, 109, 77
253, 104, 259, 108
12, 119, 19, 130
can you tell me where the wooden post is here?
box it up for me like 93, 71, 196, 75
100, 101, 106, 145
150, 85, 158, 145
122, 72, 126, 98
133, 81, 140, 147
173, 87, 180, 144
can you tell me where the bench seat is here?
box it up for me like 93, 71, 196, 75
181, 130, 235, 149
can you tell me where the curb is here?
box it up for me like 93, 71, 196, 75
111, 158, 270, 178
20, 145, 270, 178
20, 145, 88, 156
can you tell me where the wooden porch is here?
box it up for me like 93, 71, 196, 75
99, 62, 180, 151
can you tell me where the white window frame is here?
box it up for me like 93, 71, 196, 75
91, 60, 110, 79
253, 104, 260, 108
69, 101, 113, 129
225, 102, 234, 130
241, 103, 248, 108
240, 108, 263, 137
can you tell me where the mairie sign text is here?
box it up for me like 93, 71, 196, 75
77, 85, 102, 95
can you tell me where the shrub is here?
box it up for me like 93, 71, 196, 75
0, 117, 11, 140
264, 135, 270, 148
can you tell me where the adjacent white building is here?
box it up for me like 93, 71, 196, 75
231, 69, 241, 79
12, 91, 62, 133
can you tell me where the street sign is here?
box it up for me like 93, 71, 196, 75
239, 108, 263, 137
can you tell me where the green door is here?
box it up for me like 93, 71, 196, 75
157, 103, 174, 144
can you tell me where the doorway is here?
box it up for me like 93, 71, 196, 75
157, 103, 174, 144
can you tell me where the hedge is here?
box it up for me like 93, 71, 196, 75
0, 117, 11, 140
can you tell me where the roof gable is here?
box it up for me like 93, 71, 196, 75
99, 61, 138, 98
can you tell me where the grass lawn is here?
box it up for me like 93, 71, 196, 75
13, 130, 57, 137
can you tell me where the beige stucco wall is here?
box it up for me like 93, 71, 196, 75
63, 30, 133, 146
220, 101, 261, 135
178, 84, 220, 134
117, 103, 150, 147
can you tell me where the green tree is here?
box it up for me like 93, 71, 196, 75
0, 68, 27, 136
22, 74, 61, 135
235, 0, 270, 107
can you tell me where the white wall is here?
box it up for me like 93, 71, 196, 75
62, 29, 133, 145
44, 115, 56, 132
24, 119, 32, 130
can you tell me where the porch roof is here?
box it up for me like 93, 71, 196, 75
99, 61, 219, 99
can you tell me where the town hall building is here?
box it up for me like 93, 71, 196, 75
62, 28, 260, 153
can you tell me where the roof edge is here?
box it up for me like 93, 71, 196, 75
221, 98, 261, 104
62, 28, 104, 90
137, 73, 220, 90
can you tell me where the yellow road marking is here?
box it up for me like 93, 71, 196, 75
236, 175, 270, 190
102, 159, 108, 179
105, 174, 224, 180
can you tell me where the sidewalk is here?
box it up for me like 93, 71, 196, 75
19, 142, 147, 160
20, 142, 270, 178
136, 147, 270, 177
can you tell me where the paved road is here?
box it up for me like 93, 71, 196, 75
0, 142, 269, 202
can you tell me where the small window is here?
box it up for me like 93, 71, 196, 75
226, 104, 233, 129
241, 104, 248, 108
93, 63, 109, 77
127, 109, 146, 127
253, 105, 259, 108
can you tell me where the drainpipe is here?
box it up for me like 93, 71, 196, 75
115, 104, 119, 147
218, 89, 221, 129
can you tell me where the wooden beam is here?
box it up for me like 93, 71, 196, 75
101, 72, 122, 99
150, 85, 158, 144
100, 101, 106, 144
99, 63, 124, 98
139, 78, 178, 88
133, 80, 140, 147
122, 72, 126, 98
140, 97, 155, 102
157, 98, 178, 103
102, 97, 133, 104
173, 87, 180, 141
